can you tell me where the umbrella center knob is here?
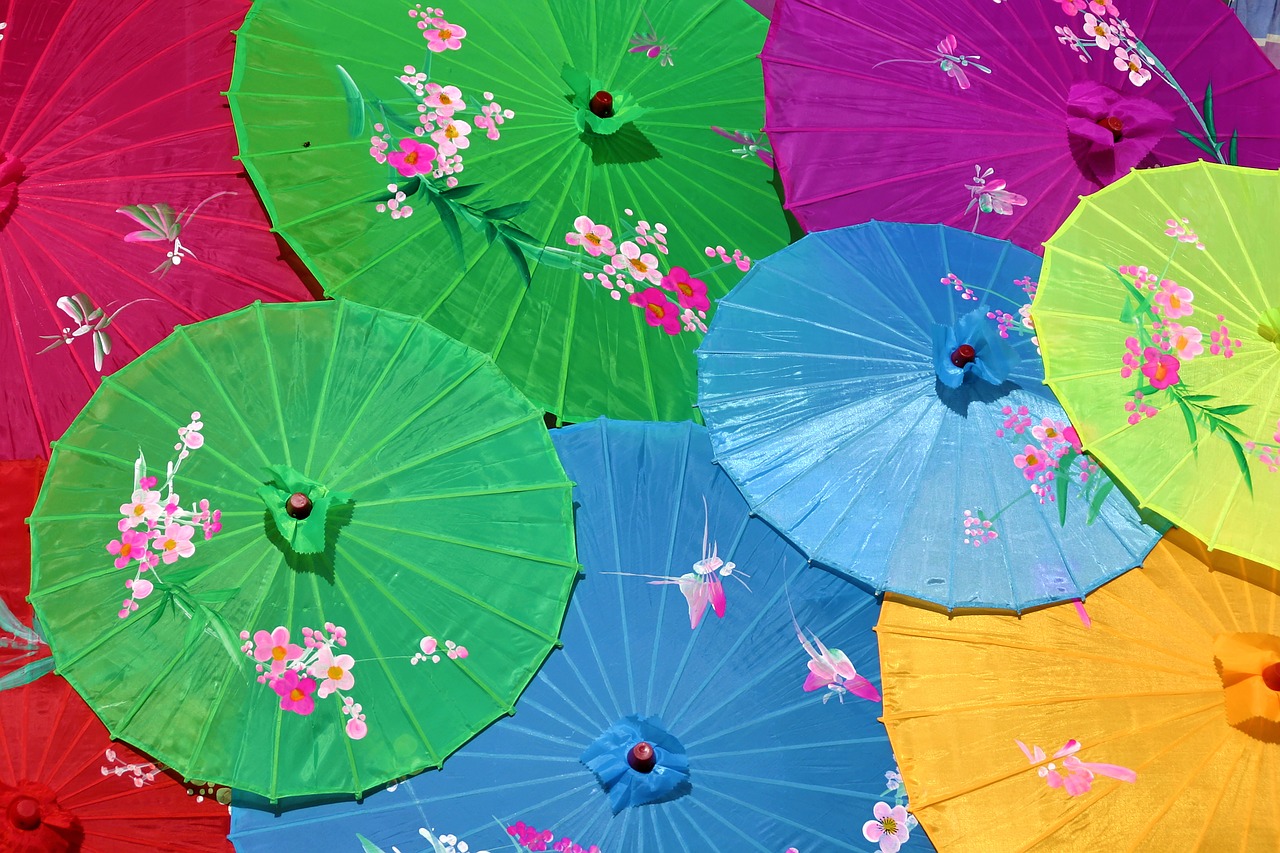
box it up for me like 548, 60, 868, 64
1263, 662, 1280, 691
285, 492, 313, 520
589, 90, 615, 119
949, 344, 977, 369
7, 795, 42, 830
627, 741, 657, 773
1096, 115, 1124, 141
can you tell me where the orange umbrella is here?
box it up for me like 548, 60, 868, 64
877, 529, 1280, 851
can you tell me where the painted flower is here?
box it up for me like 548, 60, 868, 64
1112, 48, 1151, 86
424, 21, 466, 52
1056, 0, 1086, 13
107, 528, 151, 569
1164, 323, 1204, 360
424, 83, 465, 116
1082, 14, 1119, 49
1063, 425, 1084, 453
660, 266, 710, 312
272, 670, 317, 716
346, 717, 368, 739
309, 645, 356, 698
119, 488, 163, 528
612, 241, 662, 284
565, 216, 616, 257
1031, 418, 1067, 447
387, 138, 438, 177
1085, 0, 1119, 16
1014, 444, 1048, 480
430, 118, 472, 156
151, 522, 195, 564
862, 802, 912, 853
630, 288, 682, 335
1140, 347, 1181, 390
125, 577, 154, 600
1154, 282, 1194, 319
253, 626, 305, 675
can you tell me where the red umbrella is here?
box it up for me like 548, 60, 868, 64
0, 0, 316, 460
0, 459, 43, 626
0, 674, 233, 852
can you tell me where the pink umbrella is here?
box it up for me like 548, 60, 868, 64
0, 0, 315, 459
762, 0, 1280, 253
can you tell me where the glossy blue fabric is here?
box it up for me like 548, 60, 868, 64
697, 222, 1165, 611
930, 308, 1019, 389
230, 420, 934, 853
580, 714, 690, 813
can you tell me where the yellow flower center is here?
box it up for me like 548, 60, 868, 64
649, 303, 666, 320
1044, 428, 1058, 438
119, 543, 132, 558
404, 150, 419, 165
631, 258, 649, 273
328, 665, 345, 680
163, 538, 176, 551
1168, 294, 1181, 310
445, 124, 459, 139
1127, 60, 1140, 72
584, 233, 601, 246
1025, 453, 1039, 466
289, 688, 305, 701
1154, 362, 1167, 382
678, 282, 694, 297
133, 504, 146, 516
1175, 334, 1188, 349
881, 818, 898, 835
1093, 25, 1107, 36
439, 93, 452, 105
438, 28, 453, 40
272, 646, 288, 661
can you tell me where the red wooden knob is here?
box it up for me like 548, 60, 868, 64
627, 741, 656, 773
589, 90, 614, 119
950, 344, 977, 369
285, 492, 313, 520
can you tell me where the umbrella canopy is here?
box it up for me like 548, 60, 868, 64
26, 299, 578, 800
697, 222, 1164, 610
761, 0, 1280, 254
1034, 162, 1280, 569
0, 459, 43, 626
0, 673, 234, 853
229, 419, 934, 853
877, 529, 1280, 851
0, 0, 316, 461
226, 0, 793, 424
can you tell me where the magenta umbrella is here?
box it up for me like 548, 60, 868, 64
762, 0, 1280, 253
0, 0, 315, 459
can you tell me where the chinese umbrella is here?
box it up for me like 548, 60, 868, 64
229, 420, 935, 853
877, 529, 1280, 851
27, 299, 578, 799
0, 0, 316, 460
1034, 162, 1280, 569
226, 0, 793, 424
761, 0, 1280, 253
697, 221, 1163, 610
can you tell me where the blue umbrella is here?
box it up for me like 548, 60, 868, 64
230, 419, 934, 853
696, 222, 1164, 611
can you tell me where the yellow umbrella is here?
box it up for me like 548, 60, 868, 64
878, 530, 1280, 851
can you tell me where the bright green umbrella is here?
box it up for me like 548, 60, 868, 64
27, 299, 578, 800
226, 0, 791, 424
1034, 162, 1280, 569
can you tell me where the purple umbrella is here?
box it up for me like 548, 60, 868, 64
762, 0, 1280, 253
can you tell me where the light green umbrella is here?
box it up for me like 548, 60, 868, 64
227, 0, 792, 424
1034, 162, 1280, 569
27, 299, 578, 800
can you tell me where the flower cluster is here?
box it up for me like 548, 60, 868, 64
565, 208, 725, 335
239, 622, 368, 740
506, 822, 598, 853
705, 243, 752, 272
943, 272, 976, 301
361, 7, 513, 220
1053, 1, 1149, 82
863, 764, 919, 852
996, 407, 1091, 503
1016, 738, 1136, 797
101, 748, 160, 788
108, 415, 221, 619
417, 828, 488, 853
410, 635, 469, 665
961, 509, 998, 548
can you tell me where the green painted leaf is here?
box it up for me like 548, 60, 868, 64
194, 588, 239, 604
1203, 81, 1216, 141
430, 192, 465, 262
357, 836, 386, 853
441, 183, 482, 199
485, 200, 533, 221
206, 608, 246, 667
1174, 395, 1197, 446
1055, 457, 1072, 526
1210, 404, 1251, 417
500, 234, 532, 287
1086, 478, 1115, 525
0, 597, 40, 646
183, 609, 210, 655
1177, 129, 1216, 157
335, 64, 366, 137
0, 656, 54, 693
1222, 431, 1253, 493
1228, 129, 1239, 165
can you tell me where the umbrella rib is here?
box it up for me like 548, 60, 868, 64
557, 608, 627, 725
713, 299, 924, 360
0, 236, 53, 453
257, 302, 294, 468
28, 119, 233, 176
600, 420, 638, 714
1117, 723, 1235, 850
174, 326, 274, 469
684, 793, 804, 852
359, 482, 574, 507
1188, 736, 1251, 852
302, 299, 347, 474
0, 0, 86, 151
338, 531, 564, 642
334, 544, 512, 710
1202, 165, 1267, 317
524, 670, 613, 736
337, 410, 543, 494
333, 567, 444, 773
645, 423, 694, 712
312, 323, 417, 483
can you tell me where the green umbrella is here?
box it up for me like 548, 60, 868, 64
1034, 162, 1280, 569
27, 299, 578, 800
227, 0, 791, 424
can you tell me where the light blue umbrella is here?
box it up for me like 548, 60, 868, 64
696, 222, 1164, 611
230, 419, 933, 853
